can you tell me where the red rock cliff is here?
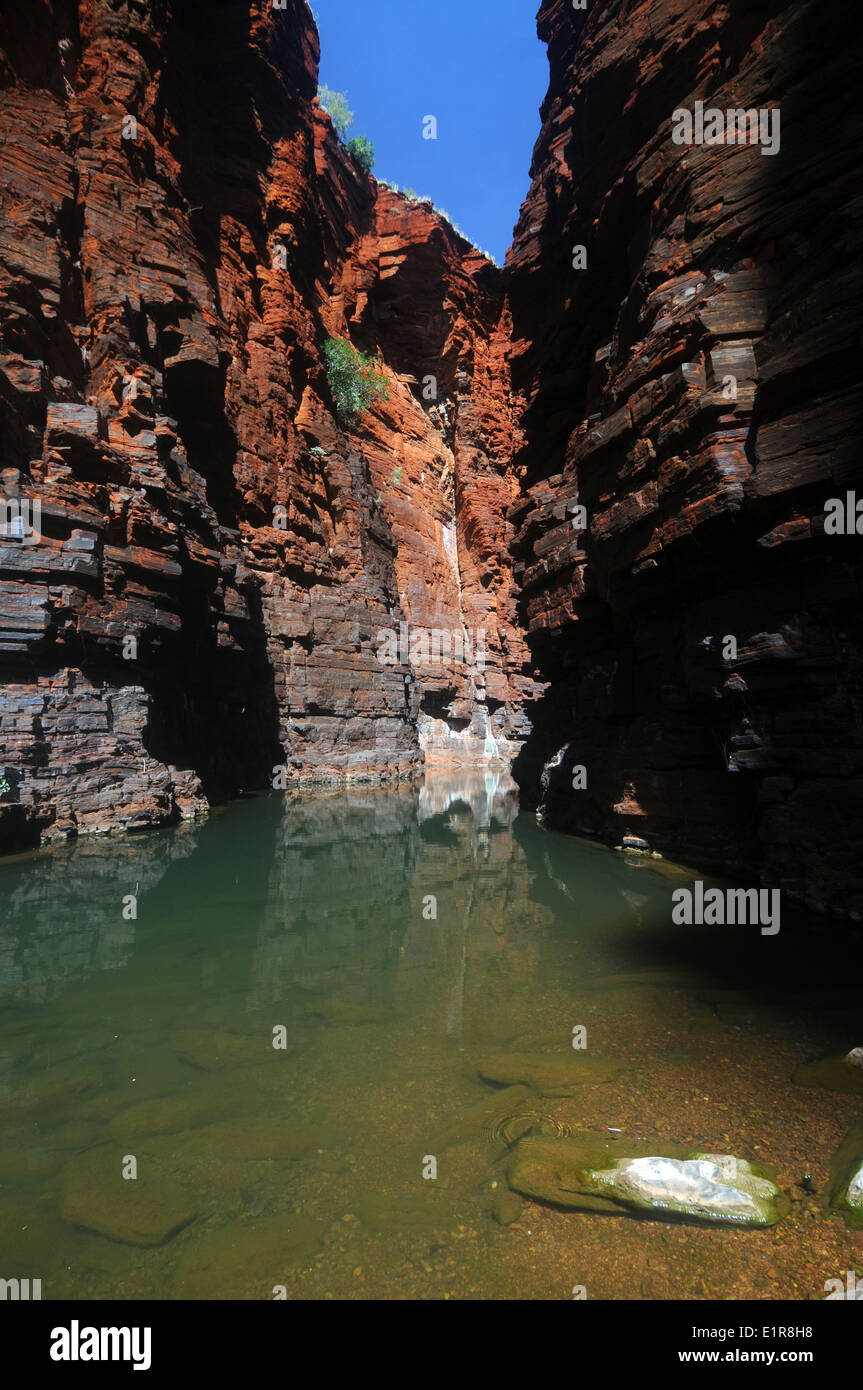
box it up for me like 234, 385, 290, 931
506, 0, 863, 915
2, 0, 860, 922
0, 0, 533, 848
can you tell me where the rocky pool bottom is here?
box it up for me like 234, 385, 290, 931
1, 773, 861, 1300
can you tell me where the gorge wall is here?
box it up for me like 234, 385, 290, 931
0, 0, 533, 850
506, 0, 863, 918
1, 0, 860, 917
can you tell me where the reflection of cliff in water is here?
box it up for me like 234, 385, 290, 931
0, 821, 203, 1004
398, 771, 546, 1045
417, 768, 519, 828
0, 773, 742, 1079
245, 771, 547, 1046
246, 785, 421, 1011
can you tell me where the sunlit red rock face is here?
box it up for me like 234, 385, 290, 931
506, 0, 863, 914
0, 0, 533, 849
321, 176, 537, 764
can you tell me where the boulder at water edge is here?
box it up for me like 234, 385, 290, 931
507, 1134, 788, 1227
828, 1120, 863, 1229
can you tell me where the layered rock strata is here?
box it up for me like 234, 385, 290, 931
507, 0, 863, 915
0, 0, 532, 849
2, 0, 860, 917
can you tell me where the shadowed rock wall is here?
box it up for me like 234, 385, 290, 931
507, 0, 863, 917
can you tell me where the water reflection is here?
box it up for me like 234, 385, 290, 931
416, 767, 519, 827
0, 772, 860, 1301
0, 823, 203, 1003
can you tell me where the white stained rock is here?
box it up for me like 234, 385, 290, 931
847, 1161, 863, 1207
844, 1047, 863, 1068
596, 1155, 775, 1220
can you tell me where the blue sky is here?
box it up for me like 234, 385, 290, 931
312, 0, 549, 264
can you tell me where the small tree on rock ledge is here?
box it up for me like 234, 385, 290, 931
322, 337, 389, 423
346, 135, 375, 173
317, 86, 353, 141
317, 87, 375, 174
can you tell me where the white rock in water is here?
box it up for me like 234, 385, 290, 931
847, 1162, 863, 1206
597, 1155, 773, 1220
844, 1047, 863, 1068
699, 1153, 739, 1182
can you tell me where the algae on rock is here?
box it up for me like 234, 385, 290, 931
506, 1134, 788, 1228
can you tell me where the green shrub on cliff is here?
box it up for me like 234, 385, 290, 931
322, 337, 389, 423
346, 135, 375, 173
317, 87, 375, 174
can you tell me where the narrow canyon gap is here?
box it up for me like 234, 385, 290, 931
0, 0, 860, 922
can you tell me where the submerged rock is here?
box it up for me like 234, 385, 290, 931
828, 1120, 863, 1229
353, 1191, 454, 1234
0, 1063, 105, 1120
61, 1146, 197, 1246
176, 1212, 323, 1298
148, 1116, 339, 1162
171, 1029, 286, 1071
792, 1053, 863, 1095
0, 1143, 63, 1180
506, 1135, 787, 1227
106, 1091, 249, 1141
492, 1186, 523, 1226
78, 1083, 180, 1123
49, 1120, 103, 1150
1, 1197, 77, 1274
429, 1083, 532, 1150
477, 1052, 633, 1095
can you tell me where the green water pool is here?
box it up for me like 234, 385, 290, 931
1, 772, 860, 1299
